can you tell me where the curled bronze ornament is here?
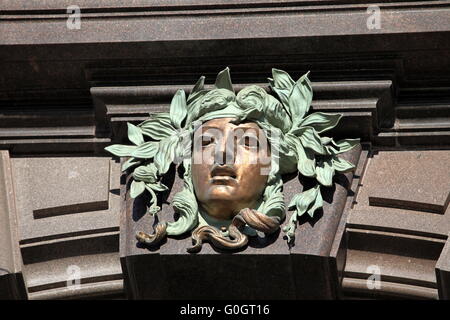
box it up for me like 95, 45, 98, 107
238, 208, 280, 234
187, 208, 281, 253
136, 222, 167, 246
188, 215, 247, 253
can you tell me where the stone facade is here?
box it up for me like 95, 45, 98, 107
0, 0, 449, 299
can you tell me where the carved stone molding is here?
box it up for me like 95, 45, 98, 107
91, 80, 393, 140
2, 1, 450, 46
0, 151, 26, 299
341, 150, 450, 299
4, 156, 124, 299
436, 234, 450, 299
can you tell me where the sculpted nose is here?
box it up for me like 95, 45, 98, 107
214, 134, 235, 165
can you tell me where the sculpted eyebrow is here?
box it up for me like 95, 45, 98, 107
233, 126, 259, 131
200, 126, 221, 131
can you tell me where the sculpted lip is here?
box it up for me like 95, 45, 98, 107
210, 165, 238, 182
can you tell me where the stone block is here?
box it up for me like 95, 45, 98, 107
0, 151, 27, 299
120, 147, 361, 299
11, 157, 121, 243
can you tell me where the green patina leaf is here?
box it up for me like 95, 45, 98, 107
321, 136, 333, 145
283, 216, 297, 243
307, 187, 323, 217
173, 129, 192, 164
130, 180, 145, 198
143, 184, 160, 215
289, 86, 307, 122
288, 72, 312, 125
191, 76, 205, 94
269, 69, 296, 115
316, 158, 335, 186
271, 68, 295, 89
152, 113, 171, 121
263, 127, 297, 176
186, 76, 208, 122
323, 138, 340, 155
259, 177, 285, 219
186, 90, 208, 120
332, 156, 356, 173
131, 141, 159, 159
215, 67, 233, 92
263, 94, 292, 133
280, 132, 297, 156
139, 116, 177, 140
197, 99, 242, 123
284, 185, 321, 242
287, 194, 300, 211
133, 163, 158, 183
168, 178, 199, 236
288, 185, 319, 212
300, 112, 342, 134
294, 139, 316, 177
121, 157, 141, 172
270, 87, 291, 114
170, 89, 187, 129
334, 138, 360, 153
236, 85, 266, 112
189, 88, 235, 123
154, 135, 179, 175
127, 123, 144, 146
294, 126, 326, 155
147, 205, 161, 215
238, 106, 263, 123
104, 144, 137, 157
147, 182, 168, 192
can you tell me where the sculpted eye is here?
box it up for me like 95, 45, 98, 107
201, 135, 215, 147
240, 134, 259, 148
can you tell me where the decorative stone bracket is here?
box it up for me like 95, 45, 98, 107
91, 80, 394, 146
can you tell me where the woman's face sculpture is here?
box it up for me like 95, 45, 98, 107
191, 117, 271, 220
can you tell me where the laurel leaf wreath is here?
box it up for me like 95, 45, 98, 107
105, 68, 359, 244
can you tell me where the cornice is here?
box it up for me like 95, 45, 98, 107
1, 3, 450, 46
2, 0, 450, 15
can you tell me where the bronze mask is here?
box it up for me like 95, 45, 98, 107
191, 117, 271, 221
